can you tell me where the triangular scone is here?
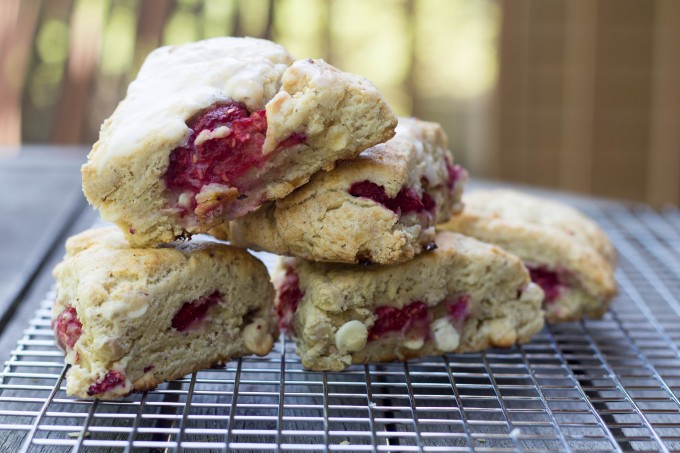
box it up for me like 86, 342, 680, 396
52, 227, 276, 399
82, 37, 397, 247
438, 190, 617, 323
274, 232, 544, 371
212, 117, 467, 265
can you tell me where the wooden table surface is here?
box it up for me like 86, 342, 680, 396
0, 147, 98, 367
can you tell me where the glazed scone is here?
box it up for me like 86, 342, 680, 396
438, 189, 617, 323
212, 118, 467, 264
52, 227, 276, 399
82, 37, 397, 247
274, 232, 545, 371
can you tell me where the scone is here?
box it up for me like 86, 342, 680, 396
212, 117, 467, 265
274, 231, 545, 371
82, 37, 397, 247
52, 227, 276, 399
438, 189, 617, 323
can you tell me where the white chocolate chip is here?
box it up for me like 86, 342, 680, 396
431, 318, 460, 352
243, 319, 274, 356
402, 337, 424, 350
178, 192, 192, 208
334, 320, 368, 352
126, 303, 148, 319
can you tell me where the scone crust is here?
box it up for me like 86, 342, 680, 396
53, 227, 276, 398
214, 118, 466, 264
276, 232, 545, 371
438, 189, 617, 322
82, 38, 291, 245
83, 38, 396, 247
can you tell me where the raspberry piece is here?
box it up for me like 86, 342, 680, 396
527, 266, 562, 303
368, 301, 430, 340
447, 295, 469, 320
277, 267, 304, 331
87, 370, 126, 396
165, 103, 264, 194
445, 160, 465, 191
53, 306, 82, 350
387, 188, 424, 213
421, 192, 436, 212
164, 102, 306, 211
348, 181, 390, 206
348, 181, 436, 215
171, 291, 222, 332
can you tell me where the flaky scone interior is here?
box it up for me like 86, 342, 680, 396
52, 227, 276, 399
273, 232, 545, 371
83, 37, 397, 247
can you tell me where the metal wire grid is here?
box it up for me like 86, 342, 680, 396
1, 204, 680, 452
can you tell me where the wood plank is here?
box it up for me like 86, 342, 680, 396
129, 0, 173, 80
647, 0, 680, 206
494, 0, 532, 182
52, 0, 109, 144
0, 148, 88, 329
559, 0, 597, 194
19, 0, 75, 144
0, 0, 41, 148
591, 0, 654, 202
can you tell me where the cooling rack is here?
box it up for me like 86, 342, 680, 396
2, 203, 680, 452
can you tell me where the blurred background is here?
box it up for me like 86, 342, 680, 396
1, 0, 678, 206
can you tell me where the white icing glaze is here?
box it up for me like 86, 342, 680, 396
100, 37, 294, 165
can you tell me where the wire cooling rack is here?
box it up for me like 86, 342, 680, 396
2, 203, 680, 452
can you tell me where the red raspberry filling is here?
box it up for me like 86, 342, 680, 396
348, 181, 436, 215
171, 291, 222, 332
349, 180, 389, 205
422, 192, 436, 212
87, 370, 126, 397
445, 160, 465, 191
526, 266, 562, 304
164, 102, 306, 213
446, 295, 469, 320
277, 267, 304, 331
368, 301, 430, 340
53, 306, 82, 350
391, 187, 426, 213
